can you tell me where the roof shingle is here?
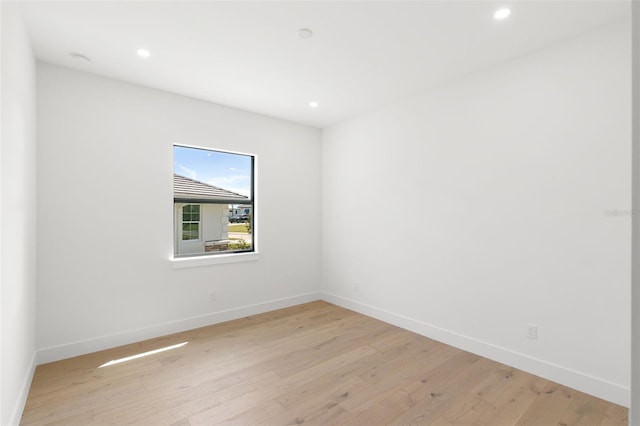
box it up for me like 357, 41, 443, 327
174, 174, 248, 203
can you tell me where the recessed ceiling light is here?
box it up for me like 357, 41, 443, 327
70, 52, 91, 62
297, 28, 314, 39
494, 8, 511, 20
137, 48, 150, 58
309, 101, 318, 108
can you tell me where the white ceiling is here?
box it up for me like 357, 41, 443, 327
18, 1, 630, 128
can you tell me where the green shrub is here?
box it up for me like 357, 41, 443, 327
228, 240, 251, 250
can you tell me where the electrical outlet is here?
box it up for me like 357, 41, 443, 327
526, 323, 538, 340
209, 292, 217, 302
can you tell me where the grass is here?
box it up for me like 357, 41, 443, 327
228, 224, 249, 233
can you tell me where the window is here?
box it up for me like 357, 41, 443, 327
173, 145, 254, 257
181, 204, 200, 241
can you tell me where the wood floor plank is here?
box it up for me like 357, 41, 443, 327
91, 383, 205, 425
215, 399, 286, 426
264, 375, 364, 426
472, 371, 549, 425
341, 348, 473, 418
343, 380, 427, 425
556, 388, 609, 426
515, 382, 578, 426
601, 403, 630, 426
274, 345, 378, 409
20, 301, 627, 426
385, 356, 500, 425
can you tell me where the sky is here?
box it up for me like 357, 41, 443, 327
174, 145, 252, 198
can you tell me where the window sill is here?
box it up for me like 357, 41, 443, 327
171, 252, 260, 269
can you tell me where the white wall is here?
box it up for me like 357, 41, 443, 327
631, 2, 639, 422
1, 4, 38, 425
321, 21, 631, 406
36, 63, 321, 362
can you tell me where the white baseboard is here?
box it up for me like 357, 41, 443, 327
37, 291, 321, 365
9, 351, 37, 426
320, 291, 630, 408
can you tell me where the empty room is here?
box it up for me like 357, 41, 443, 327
2, 1, 637, 425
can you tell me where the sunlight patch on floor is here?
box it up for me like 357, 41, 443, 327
99, 342, 189, 368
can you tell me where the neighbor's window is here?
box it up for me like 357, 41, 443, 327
173, 145, 254, 257
181, 205, 201, 241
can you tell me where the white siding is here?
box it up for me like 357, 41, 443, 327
174, 203, 229, 255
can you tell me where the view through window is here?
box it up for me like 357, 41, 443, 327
173, 145, 254, 257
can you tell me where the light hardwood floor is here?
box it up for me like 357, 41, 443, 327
21, 301, 628, 425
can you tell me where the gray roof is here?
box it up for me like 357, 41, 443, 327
174, 174, 249, 203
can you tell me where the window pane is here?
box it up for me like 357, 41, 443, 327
183, 205, 201, 222
174, 146, 254, 256
182, 223, 199, 240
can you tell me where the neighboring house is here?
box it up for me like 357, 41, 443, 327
174, 174, 248, 255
